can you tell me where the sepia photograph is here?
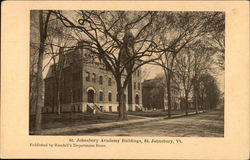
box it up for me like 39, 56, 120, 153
1, 1, 249, 159
29, 10, 225, 136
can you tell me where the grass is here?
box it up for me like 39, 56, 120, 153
127, 109, 198, 117
30, 108, 213, 132
29, 112, 140, 131
128, 110, 167, 117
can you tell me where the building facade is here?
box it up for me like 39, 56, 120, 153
44, 47, 143, 113
142, 77, 181, 111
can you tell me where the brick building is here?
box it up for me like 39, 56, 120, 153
44, 46, 143, 113
142, 77, 181, 111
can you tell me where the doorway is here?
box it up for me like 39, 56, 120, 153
135, 94, 140, 105
87, 89, 95, 103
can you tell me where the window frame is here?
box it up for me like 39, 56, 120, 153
108, 78, 112, 86
108, 92, 112, 102
99, 91, 104, 101
92, 73, 96, 82
99, 75, 103, 85
86, 72, 90, 81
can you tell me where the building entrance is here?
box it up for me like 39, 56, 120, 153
87, 89, 95, 103
135, 94, 140, 105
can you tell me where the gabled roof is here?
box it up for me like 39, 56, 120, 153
45, 65, 56, 79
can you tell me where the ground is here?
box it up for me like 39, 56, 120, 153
29, 112, 143, 131
128, 109, 197, 117
29, 109, 182, 131
76, 109, 224, 137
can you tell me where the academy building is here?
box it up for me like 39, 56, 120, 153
43, 45, 143, 113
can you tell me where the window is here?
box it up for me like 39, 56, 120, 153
52, 96, 55, 106
137, 70, 140, 77
108, 92, 112, 102
73, 90, 76, 102
86, 72, 90, 81
78, 89, 82, 101
108, 78, 112, 86
99, 91, 103, 101
134, 82, 136, 90
99, 76, 103, 85
138, 82, 140, 90
92, 73, 96, 82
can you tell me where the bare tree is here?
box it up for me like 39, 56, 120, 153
51, 10, 163, 120
45, 18, 77, 115
30, 11, 40, 116
203, 13, 225, 70
188, 41, 216, 113
175, 48, 196, 115
175, 41, 215, 115
34, 10, 51, 131
154, 12, 223, 118
198, 73, 221, 110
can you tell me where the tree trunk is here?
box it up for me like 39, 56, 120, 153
56, 48, 64, 115
117, 87, 127, 121
185, 94, 189, 115
35, 11, 45, 131
166, 71, 172, 118
35, 48, 44, 131
193, 79, 199, 114
34, 10, 51, 132
201, 92, 205, 111
56, 86, 61, 115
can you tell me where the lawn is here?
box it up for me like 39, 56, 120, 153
29, 109, 204, 132
128, 110, 167, 117
128, 109, 198, 117
29, 112, 140, 131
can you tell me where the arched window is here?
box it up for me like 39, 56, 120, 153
92, 73, 96, 82
86, 72, 90, 81
99, 91, 104, 101
108, 78, 112, 86
99, 76, 103, 85
108, 92, 112, 101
